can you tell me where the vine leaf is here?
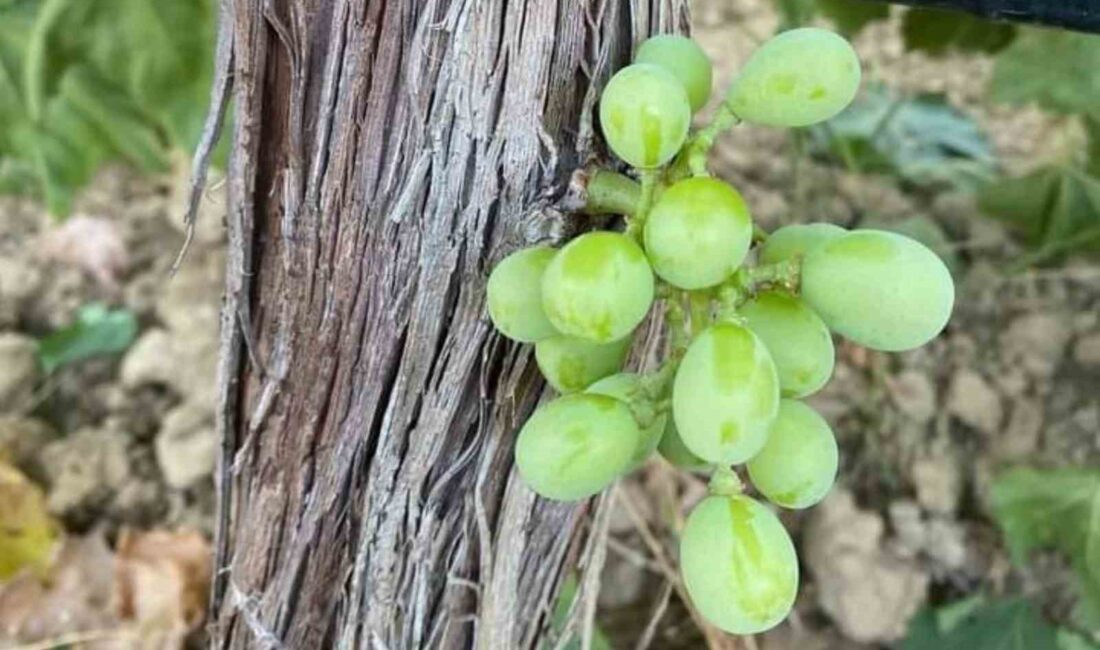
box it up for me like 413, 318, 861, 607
991, 28, 1100, 115
815, 0, 888, 36
991, 468, 1100, 620
902, 598, 1057, 650
37, 303, 138, 373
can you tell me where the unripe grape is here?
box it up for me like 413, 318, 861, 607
535, 335, 631, 393
515, 393, 638, 501
801, 229, 954, 351
635, 34, 713, 112
672, 323, 779, 464
644, 177, 752, 290
599, 64, 692, 168
542, 232, 655, 343
739, 292, 834, 398
486, 246, 559, 342
680, 494, 799, 634
748, 400, 838, 509
587, 373, 666, 469
657, 418, 709, 471
758, 222, 846, 265
726, 27, 861, 127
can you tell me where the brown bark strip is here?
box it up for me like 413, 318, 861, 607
209, 0, 689, 647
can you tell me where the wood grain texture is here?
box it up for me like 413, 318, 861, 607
206, 0, 689, 647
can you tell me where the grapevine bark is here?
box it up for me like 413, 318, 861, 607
205, 0, 689, 647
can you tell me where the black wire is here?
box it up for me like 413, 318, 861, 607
876, 0, 1100, 33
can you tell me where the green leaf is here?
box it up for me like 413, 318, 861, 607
1059, 628, 1100, 650
36, 303, 138, 373
901, 7, 1016, 57
774, 0, 817, 29
1085, 114, 1100, 179
978, 166, 1100, 262
816, 0, 888, 36
991, 29, 1100, 115
902, 598, 1058, 650
991, 468, 1100, 618
811, 85, 996, 189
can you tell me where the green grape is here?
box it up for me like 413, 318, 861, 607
644, 177, 752, 290
801, 229, 954, 351
672, 323, 779, 464
486, 246, 559, 342
725, 27, 861, 128
758, 222, 846, 265
515, 393, 638, 501
535, 335, 631, 393
747, 400, 838, 509
680, 494, 799, 634
635, 34, 713, 112
739, 291, 834, 398
586, 373, 666, 469
657, 418, 709, 471
599, 63, 692, 168
542, 231, 655, 343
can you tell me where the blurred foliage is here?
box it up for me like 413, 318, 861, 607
978, 166, 1100, 265
810, 84, 995, 190
902, 596, 1075, 650
991, 29, 1100, 115
991, 468, 1100, 627
37, 303, 138, 373
0, 462, 59, 581
815, 0, 888, 35
901, 7, 1016, 56
0, 0, 219, 216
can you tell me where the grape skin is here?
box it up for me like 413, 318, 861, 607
599, 63, 692, 168
515, 393, 638, 501
486, 246, 559, 343
535, 335, 631, 394
748, 400, 838, 509
758, 222, 846, 265
739, 291, 834, 398
672, 323, 779, 464
680, 495, 799, 634
542, 231, 654, 343
801, 229, 955, 351
657, 418, 709, 471
726, 27, 861, 128
635, 34, 713, 112
587, 373, 666, 469
644, 177, 753, 290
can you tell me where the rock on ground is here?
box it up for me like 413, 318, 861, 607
946, 369, 1002, 436
39, 427, 130, 523
0, 333, 40, 412
155, 402, 216, 489
804, 489, 929, 644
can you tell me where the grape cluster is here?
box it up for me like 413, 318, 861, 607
487, 28, 954, 635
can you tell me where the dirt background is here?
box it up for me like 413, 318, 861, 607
0, 0, 1097, 648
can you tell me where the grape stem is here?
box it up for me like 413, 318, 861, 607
713, 257, 802, 320
582, 169, 642, 216
708, 466, 743, 496
669, 103, 741, 180
624, 169, 661, 243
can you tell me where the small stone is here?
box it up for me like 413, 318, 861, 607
805, 490, 929, 643
155, 248, 223, 335
887, 371, 936, 424
121, 328, 177, 389
39, 428, 130, 520
0, 256, 42, 328
996, 399, 1043, 460
1000, 313, 1070, 379
947, 369, 1002, 436
911, 454, 961, 515
0, 333, 41, 412
888, 500, 925, 558
155, 402, 216, 488
924, 518, 967, 572
1073, 333, 1100, 367
121, 329, 217, 410
0, 416, 56, 483
993, 367, 1029, 398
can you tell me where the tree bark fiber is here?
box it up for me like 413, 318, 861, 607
207, 0, 688, 647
